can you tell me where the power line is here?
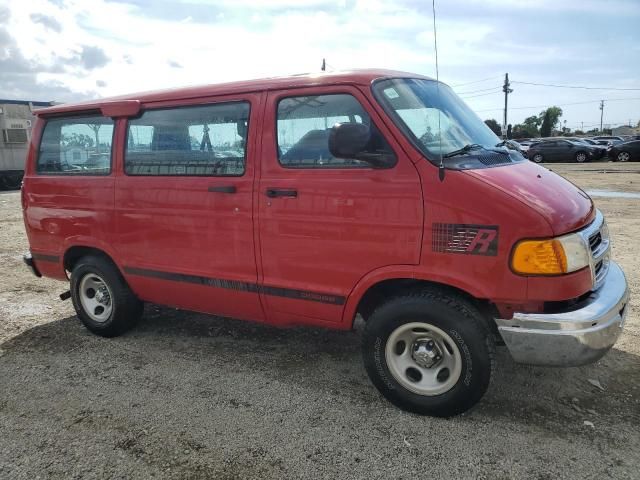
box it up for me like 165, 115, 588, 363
473, 96, 640, 113
459, 90, 503, 99
455, 86, 503, 95
512, 80, 640, 91
450, 75, 502, 88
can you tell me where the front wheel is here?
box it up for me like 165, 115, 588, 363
71, 255, 143, 337
617, 151, 630, 162
362, 289, 494, 417
575, 151, 588, 163
532, 153, 543, 163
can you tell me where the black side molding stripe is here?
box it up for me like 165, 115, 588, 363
123, 266, 345, 306
32, 253, 60, 263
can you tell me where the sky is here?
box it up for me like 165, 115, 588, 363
1, 0, 639, 131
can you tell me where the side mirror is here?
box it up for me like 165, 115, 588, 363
328, 122, 395, 168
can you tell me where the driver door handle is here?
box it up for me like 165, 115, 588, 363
266, 188, 298, 198
208, 185, 237, 194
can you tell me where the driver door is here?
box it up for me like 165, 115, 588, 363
256, 86, 423, 326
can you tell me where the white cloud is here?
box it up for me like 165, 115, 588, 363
1, 0, 638, 128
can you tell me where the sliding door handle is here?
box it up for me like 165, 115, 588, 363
266, 188, 298, 198
208, 185, 237, 194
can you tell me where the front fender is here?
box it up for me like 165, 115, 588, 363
341, 264, 495, 328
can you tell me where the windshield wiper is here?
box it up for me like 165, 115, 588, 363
443, 143, 484, 158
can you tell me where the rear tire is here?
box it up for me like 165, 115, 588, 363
1, 172, 23, 190
70, 255, 143, 337
362, 288, 494, 417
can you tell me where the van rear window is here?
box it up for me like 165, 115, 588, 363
37, 116, 114, 175
125, 102, 249, 176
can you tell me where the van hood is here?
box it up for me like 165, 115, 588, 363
466, 161, 594, 235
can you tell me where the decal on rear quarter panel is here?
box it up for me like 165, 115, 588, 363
432, 223, 499, 256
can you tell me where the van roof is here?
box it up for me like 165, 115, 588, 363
35, 69, 432, 117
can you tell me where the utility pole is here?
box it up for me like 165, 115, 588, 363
321, 58, 326, 71
581, 121, 584, 132
502, 73, 512, 139
599, 100, 604, 133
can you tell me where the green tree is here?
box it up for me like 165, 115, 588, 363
539, 107, 563, 137
484, 119, 502, 136
511, 116, 540, 139
61, 133, 94, 149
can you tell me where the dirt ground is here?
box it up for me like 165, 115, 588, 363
1, 163, 639, 479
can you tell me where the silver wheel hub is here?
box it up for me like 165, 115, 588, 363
385, 322, 463, 396
79, 274, 113, 323
411, 338, 442, 368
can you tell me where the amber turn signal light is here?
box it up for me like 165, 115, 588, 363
511, 239, 568, 275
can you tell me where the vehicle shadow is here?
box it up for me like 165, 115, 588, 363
2, 305, 639, 427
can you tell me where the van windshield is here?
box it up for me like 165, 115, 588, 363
373, 78, 502, 165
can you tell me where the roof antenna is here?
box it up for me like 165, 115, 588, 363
321, 58, 326, 72
432, 0, 445, 181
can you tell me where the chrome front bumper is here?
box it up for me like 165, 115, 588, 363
496, 261, 629, 366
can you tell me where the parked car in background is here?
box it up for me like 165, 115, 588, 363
514, 139, 538, 153
500, 139, 527, 154
593, 136, 625, 142
608, 140, 640, 162
527, 139, 595, 163
591, 136, 625, 147
567, 138, 607, 159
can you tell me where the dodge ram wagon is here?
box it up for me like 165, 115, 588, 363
22, 70, 629, 416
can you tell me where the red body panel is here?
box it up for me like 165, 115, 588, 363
257, 87, 423, 326
113, 94, 265, 322
467, 161, 594, 235
22, 70, 597, 330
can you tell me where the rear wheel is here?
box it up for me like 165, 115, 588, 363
1, 172, 22, 190
532, 153, 543, 163
71, 255, 143, 337
362, 289, 494, 417
617, 151, 630, 162
575, 151, 588, 163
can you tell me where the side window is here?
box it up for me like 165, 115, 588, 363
125, 101, 249, 176
277, 93, 394, 168
37, 116, 114, 174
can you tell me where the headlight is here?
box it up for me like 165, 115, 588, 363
511, 232, 590, 275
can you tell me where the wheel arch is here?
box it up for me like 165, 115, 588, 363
343, 266, 499, 332
63, 242, 122, 276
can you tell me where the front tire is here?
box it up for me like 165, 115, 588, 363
532, 153, 543, 163
71, 256, 143, 337
362, 289, 494, 417
617, 151, 630, 162
575, 151, 588, 163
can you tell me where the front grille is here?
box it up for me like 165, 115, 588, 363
581, 210, 610, 290
589, 232, 602, 252
594, 260, 603, 276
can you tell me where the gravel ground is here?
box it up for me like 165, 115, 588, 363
1, 163, 639, 479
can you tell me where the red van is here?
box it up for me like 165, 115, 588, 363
21, 70, 629, 416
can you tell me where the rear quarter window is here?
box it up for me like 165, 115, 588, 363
37, 116, 114, 175
124, 101, 250, 176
